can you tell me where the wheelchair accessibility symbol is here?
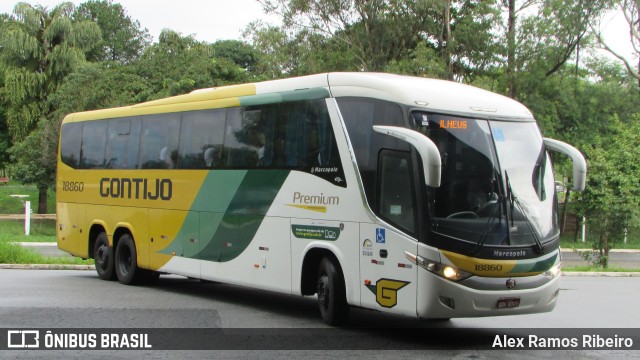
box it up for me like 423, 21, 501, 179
376, 228, 386, 244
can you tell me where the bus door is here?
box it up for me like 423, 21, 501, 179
359, 150, 418, 316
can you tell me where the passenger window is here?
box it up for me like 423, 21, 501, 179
224, 108, 261, 168
60, 123, 83, 168
139, 114, 180, 169
105, 117, 141, 169
80, 121, 108, 169
179, 109, 225, 169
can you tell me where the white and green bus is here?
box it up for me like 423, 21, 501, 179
57, 72, 586, 325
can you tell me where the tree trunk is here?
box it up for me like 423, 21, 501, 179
507, 0, 516, 98
38, 186, 48, 214
443, 0, 452, 79
560, 188, 571, 235
604, 230, 609, 269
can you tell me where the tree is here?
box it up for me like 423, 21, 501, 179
0, 2, 101, 213
244, 21, 362, 78
578, 114, 640, 268
0, 15, 10, 176
257, 0, 502, 80
49, 62, 151, 115
135, 30, 248, 100
73, 0, 151, 64
499, 0, 613, 98
259, 0, 435, 71
592, 0, 640, 88
211, 40, 260, 72
8, 119, 58, 208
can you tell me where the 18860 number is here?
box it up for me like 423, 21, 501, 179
62, 181, 84, 192
475, 264, 503, 272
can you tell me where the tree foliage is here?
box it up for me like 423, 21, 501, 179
592, 0, 640, 87
0, 2, 101, 213
73, 0, 151, 64
578, 115, 640, 267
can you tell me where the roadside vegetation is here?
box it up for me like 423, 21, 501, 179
0, 241, 92, 265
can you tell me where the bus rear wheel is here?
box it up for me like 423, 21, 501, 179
115, 234, 143, 285
316, 257, 349, 326
94, 232, 115, 281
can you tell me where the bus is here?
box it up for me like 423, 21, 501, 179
57, 72, 587, 325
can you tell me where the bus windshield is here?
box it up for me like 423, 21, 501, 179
414, 113, 559, 251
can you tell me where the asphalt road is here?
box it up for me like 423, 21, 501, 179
0, 269, 638, 359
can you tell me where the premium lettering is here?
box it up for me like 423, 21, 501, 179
292, 192, 339, 206
99, 178, 172, 200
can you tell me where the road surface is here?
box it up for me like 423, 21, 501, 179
0, 269, 638, 359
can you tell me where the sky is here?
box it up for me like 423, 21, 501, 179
0, 0, 280, 43
0, 0, 636, 63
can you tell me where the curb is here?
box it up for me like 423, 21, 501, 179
561, 248, 640, 253
561, 271, 640, 277
0, 264, 94, 270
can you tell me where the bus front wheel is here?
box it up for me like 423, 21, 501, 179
94, 232, 115, 281
115, 234, 141, 285
316, 257, 349, 326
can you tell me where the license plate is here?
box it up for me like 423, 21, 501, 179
497, 297, 520, 309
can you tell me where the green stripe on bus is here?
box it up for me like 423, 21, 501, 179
159, 171, 247, 258
239, 88, 330, 107
194, 170, 290, 262
509, 252, 558, 274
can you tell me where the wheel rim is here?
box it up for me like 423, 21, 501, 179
96, 244, 109, 271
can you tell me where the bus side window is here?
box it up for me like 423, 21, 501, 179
80, 121, 108, 169
139, 114, 180, 169
60, 123, 83, 168
179, 109, 225, 169
105, 118, 141, 169
224, 108, 260, 168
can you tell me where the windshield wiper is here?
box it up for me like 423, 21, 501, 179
474, 178, 508, 252
505, 171, 544, 254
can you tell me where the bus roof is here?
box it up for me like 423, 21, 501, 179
62, 72, 534, 123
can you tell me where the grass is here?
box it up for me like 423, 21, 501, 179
0, 219, 56, 242
0, 184, 56, 214
560, 234, 640, 250
0, 241, 93, 265
563, 266, 639, 272
0, 183, 57, 242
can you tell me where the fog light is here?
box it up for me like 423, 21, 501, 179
439, 296, 456, 309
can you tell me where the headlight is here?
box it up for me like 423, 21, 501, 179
405, 251, 472, 282
543, 262, 561, 279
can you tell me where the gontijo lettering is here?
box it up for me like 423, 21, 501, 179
99, 178, 172, 200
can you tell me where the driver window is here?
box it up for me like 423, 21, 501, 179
378, 150, 416, 234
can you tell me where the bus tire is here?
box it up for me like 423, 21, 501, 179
94, 232, 115, 281
115, 234, 143, 285
316, 257, 349, 326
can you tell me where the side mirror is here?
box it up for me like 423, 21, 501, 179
373, 126, 441, 188
543, 138, 587, 191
